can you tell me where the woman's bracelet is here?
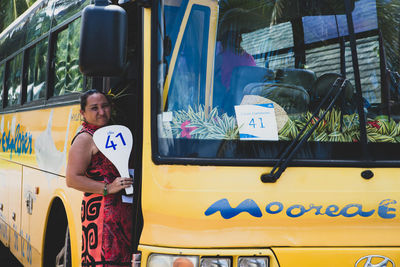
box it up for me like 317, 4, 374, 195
103, 182, 108, 196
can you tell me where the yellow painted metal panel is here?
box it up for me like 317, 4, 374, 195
0, 104, 83, 266
0, 219, 9, 246
0, 159, 10, 245
141, 159, 400, 247
6, 162, 23, 262
20, 167, 82, 266
0, 105, 82, 176
21, 245, 40, 267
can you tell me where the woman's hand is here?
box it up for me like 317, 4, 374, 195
107, 177, 134, 194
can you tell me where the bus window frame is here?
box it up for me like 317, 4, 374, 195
0, 11, 89, 114
4, 52, 24, 108
0, 62, 7, 109
49, 14, 85, 99
24, 34, 51, 105
151, 0, 400, 168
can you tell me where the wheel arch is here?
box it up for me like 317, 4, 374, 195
41, 190, 80, 267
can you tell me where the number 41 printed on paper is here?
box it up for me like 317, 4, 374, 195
234, 103, 279, 140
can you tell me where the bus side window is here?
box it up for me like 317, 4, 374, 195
26, 38, 48, 102
5, 53, 23, 107
0, 63, 4, 108
53, 18, 83, 96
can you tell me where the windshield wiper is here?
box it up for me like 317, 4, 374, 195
261, 77, 349, 183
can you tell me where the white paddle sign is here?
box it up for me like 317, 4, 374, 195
93, 125, 133, 195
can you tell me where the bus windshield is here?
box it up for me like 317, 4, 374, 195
155, 0, 400, 164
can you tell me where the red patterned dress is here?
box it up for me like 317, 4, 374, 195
74, 122, 133, 266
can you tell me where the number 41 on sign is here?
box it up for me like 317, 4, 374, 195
234, 103, 279, 140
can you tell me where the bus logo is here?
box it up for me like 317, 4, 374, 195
205, 198, 398, 219
204, 198, 262, 219
355, 255, 395, 267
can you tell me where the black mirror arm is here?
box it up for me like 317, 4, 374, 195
261, 77, 348, 183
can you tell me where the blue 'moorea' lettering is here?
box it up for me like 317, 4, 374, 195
378, 199, 397, 219
206, 198, 397, 219
286, 205, 306, 218
205, 198, 262, 219
265, 202, 283, 214
339, 204, 375, 218
325, 205, 341, 217
284, 203, 375, 218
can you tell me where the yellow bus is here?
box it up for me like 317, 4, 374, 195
0, 0, 142, 265
0, 0, 98, 265
1, 0, 400, 266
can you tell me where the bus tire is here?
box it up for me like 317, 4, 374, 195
43, 198, 72, 267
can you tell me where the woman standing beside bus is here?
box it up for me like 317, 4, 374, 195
66, 89, 133, 266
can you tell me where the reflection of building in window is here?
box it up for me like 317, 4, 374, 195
241, 2, 382, 106
241, 22, 294, 69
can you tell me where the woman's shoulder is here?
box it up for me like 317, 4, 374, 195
74, 131, 93, 142
71, 131, 98, 153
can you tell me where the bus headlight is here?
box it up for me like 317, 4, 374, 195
200, 258, 231, 267
148, 254, 198, 267
238, 257, 268, 267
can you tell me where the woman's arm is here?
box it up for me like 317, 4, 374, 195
66, 133, 132, 195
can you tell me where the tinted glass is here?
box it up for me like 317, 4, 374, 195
52, 0, 90, 26
25, 0, 53, 44
0, 0, 52, 62
0, 19, 28, 63
166, 5, 210, 111
27, 38, 48, 101
156, 0, 400, 163
53, 18, 83, 96
363, 0, 400, 144
5, 53, 23, 106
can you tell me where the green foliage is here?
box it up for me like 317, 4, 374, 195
106, 85, 134, 125
26, 38, 47, 101
0, 0, 36, 32
0, 64, 4, 105
167, 106, 400, 143
5, 53, 23, 106
279, 109, 400, 143
170, 106, 239, 139
54, 18, 83, 96
366, 116, 400, 143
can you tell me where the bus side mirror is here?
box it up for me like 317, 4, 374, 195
79, 0, 127, 77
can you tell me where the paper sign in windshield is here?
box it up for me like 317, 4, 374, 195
234, 103, 278, 140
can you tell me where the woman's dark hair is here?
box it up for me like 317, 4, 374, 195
80, 89, 110, 110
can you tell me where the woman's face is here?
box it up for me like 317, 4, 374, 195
81, 93, 111, 127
